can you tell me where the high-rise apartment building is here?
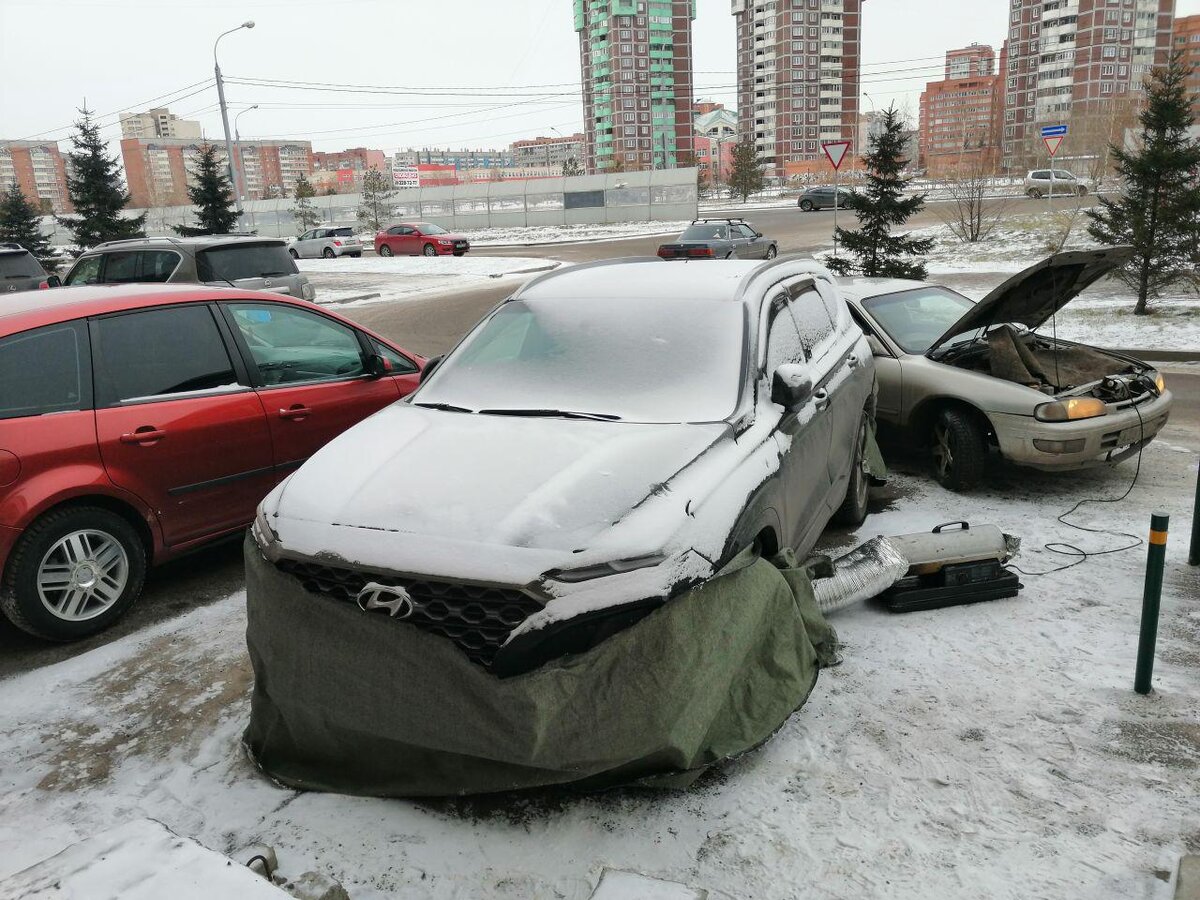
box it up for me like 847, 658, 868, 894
919, 45, 1003, 176
121, 138, 313, 207
1175, 14, 1200, 120
311, 148, 389, 193
119, 108, 203, 141
0, 141, 73, 214
573, 0, 697, 173
1000, 0, 1174, 172
731, 0, 863, 178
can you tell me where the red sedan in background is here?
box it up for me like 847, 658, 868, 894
0, 284, 424, 641
375, 223, 471, 257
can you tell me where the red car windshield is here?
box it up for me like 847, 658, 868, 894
414, 223, 449, 235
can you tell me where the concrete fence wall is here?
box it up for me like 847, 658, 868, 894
48, 168, 700, 244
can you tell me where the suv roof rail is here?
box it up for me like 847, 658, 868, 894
92, 236, 185, 249
691, 217, 746, 224
508, 256, 664, 300
0, 241, 25, 251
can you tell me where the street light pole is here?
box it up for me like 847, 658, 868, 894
214, 21, 255, 215
234, 104, 259, 202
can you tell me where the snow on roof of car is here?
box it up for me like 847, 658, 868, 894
834, 276, 929, 301
515, 258, 764, 303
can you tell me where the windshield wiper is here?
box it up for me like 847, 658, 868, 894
413, 401, 471, 413
478, 408, 622, 421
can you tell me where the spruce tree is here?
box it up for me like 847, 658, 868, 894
356, 166, 395, 232
291, 174, 320, 233
1086, 51, 1200, 314
825, 106, 933, 279
728, 140, 764, 203
57, 107, 145, 247
173, 142, 239, 237
0, 183, 57, 271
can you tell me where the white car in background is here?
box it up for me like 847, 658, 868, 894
288, 227, 363, 259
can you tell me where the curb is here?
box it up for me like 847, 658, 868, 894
1106, 349, 1200, 363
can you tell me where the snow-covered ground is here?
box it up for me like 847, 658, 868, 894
1, 416, 1196, 899
298, 255, 562, 307
462, 221, 692, 247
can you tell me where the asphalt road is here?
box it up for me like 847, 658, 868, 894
2, 194, 1196, 677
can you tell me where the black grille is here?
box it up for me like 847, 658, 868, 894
276, 559, 542, 667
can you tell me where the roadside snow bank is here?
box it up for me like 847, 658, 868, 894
462, 221, 691, 247
297, 256, 559, 277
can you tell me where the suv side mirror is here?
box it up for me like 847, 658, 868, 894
865, 334, 888, 357
771, 363, 813, 410
419, 354, 444, 384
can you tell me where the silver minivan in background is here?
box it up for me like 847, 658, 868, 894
1023, 169, 1088, 198
63, 236, 316, 301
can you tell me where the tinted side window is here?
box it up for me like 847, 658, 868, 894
369, 338, 419, 374
227, 303, 366, 384
102, 250, 141, 283
94, 306, 239, 404
195, 243, 298, 282
765, 294, 804, 372
142, 250, 180, 283
787, 287, 835, 358
65, 256, 103, 286
0, 323, 88, 419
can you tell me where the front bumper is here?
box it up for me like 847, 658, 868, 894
989, 389, 1172, 471
435, 242, 470, 255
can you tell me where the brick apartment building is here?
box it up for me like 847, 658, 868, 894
573, 0, 697, 173
1175, 14, 1200, 120
118, 108, 202, 141
0, 141, 73, 214
731, 0, 863, 178
1000, 0, 1175, 173
311, 147, 389, 194
919, 45, 1004, 176
510, 133, 586, 171
121, 138, 314, 208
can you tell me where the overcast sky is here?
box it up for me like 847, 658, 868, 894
2, 0, 1198, 156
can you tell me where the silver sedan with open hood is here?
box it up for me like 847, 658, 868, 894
839, 247, 1172, 490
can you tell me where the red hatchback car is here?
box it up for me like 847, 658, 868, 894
0, 284, 424, 641
375, 223, 470, 257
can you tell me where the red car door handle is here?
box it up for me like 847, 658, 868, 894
278, 405, 312, 420
119, 427, 166, 444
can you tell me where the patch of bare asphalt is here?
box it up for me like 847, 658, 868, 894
36, 632, 251, 792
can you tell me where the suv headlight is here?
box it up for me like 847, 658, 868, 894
1035, 397, 1108, 422
548, 553, 666, 584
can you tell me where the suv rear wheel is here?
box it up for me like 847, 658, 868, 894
799, 199, 814, 211
1027, 188, 1043, 199
832, 413, 872, 525
0, 507, 147, 641
322, 247, 336, 259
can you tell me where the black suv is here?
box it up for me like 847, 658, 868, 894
0, 244, 55, 294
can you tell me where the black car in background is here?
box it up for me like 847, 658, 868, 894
657, 218, 778, 261
798, 186, 854, 211
0, 244, 55, 294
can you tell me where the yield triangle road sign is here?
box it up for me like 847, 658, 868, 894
821, 140, 852, 170
1043, 135, 1064, 157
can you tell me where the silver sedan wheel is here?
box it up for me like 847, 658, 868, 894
36, 529, 130, 622
932, 422, 954, 481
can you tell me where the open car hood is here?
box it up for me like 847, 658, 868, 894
928, 246, 1133, 353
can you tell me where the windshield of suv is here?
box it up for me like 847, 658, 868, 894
863, 286, 975, 354
196, 242, 299, 281
416, 297, 745, 424
680, 224, 728, 242
0, 252, 44, 278
415, 223, 448, 235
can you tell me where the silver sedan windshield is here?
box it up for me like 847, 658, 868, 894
416, 297, 745, 424
862, 286, 975, 354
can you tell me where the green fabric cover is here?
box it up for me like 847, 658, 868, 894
242, 538, 839, 798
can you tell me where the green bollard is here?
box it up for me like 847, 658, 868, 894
1189, 463, 1199, 567
1134, 513, 1169, 695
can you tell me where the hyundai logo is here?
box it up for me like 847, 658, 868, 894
357, 582, 416, 619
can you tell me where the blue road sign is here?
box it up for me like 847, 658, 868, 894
1041, 124, 1068, 137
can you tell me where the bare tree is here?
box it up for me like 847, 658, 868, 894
940, 158, 1011, 243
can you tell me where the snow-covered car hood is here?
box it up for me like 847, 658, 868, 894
271, 403, 729, 556
928, 246, 1133, 352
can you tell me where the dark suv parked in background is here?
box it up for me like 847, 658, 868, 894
798, 186, 854, 211
63, 236, 316, 301
0, 244, 55, 294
